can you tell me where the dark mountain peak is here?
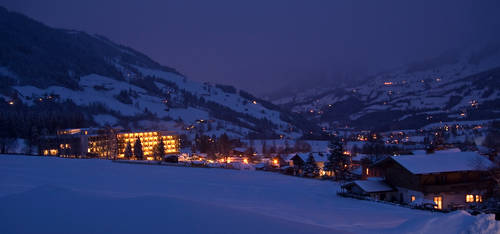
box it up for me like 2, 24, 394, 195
0, 6, 181, 90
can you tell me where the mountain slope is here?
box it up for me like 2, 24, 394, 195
0, 7, 318, 139
276, 46, 500, 130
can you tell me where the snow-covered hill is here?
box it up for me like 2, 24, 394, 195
276, 45, 500, 130
0, 7, 318, 139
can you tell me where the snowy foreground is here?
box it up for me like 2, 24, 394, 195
1, 155, 499, 234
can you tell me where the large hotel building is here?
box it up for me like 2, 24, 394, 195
40, 128, 179, 160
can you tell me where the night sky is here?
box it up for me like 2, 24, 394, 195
1, 0, 499, 96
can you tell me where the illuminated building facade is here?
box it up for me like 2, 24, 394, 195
40, 128, 95, 157
116, 131, 179, 160
87, 133, 117, 159
40, 128, 179, 160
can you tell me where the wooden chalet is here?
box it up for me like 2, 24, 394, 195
370, 152, 493, 210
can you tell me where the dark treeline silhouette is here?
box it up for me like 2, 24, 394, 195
0, 98, 88, 153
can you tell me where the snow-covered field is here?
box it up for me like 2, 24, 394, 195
1, 155, 498, 234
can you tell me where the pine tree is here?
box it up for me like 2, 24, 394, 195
261, 140, 268, 156
156, 137, 165, 160
124, 142, 133, 159
134, 137, 143, 160
218, 133, 231, 156
324, 136, 350, 180
28, 125, 39, 155
194, 133, 200, 152
303, 153, 319, 177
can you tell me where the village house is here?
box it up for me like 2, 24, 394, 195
365, 152, 493, 210
286, 152, 331, 176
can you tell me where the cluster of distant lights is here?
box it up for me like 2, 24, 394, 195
383, 77, 441, 86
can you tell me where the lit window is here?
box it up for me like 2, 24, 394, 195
475, 195, 482, 203
433, 196, 442, 210
411, 196, 416, 202
466, 194, 474, 203
365, 168, 369, 175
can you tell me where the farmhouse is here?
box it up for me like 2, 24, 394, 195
369, 152, 493, 210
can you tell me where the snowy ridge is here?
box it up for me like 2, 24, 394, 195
276, 45, 500, 130
11, 70, 304, 138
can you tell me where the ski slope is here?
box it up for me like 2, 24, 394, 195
0, 155, 498, 234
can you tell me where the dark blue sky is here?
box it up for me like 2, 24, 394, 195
1, 0, 499, 95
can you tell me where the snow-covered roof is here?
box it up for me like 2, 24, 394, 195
477, 145, 492, 154
411, 198, 436, 206
286, 152, 327, 162
352, 180, 393, 193
254, 163, 266, 169
391, 152, 492, 174
180, 148, 192, 154
412, 150, 427, 155
232, 147, 247, 152
352, 154, 368, 162
352, 167, 363, 175
435, 148, 462, 153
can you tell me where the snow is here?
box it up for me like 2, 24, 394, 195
352, 180, 393, 193
12, 65, 302, 137
4, 138, 30, 154
93, 114, 118, 126
391, 152, 493, 174
1, 155, 499, 233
